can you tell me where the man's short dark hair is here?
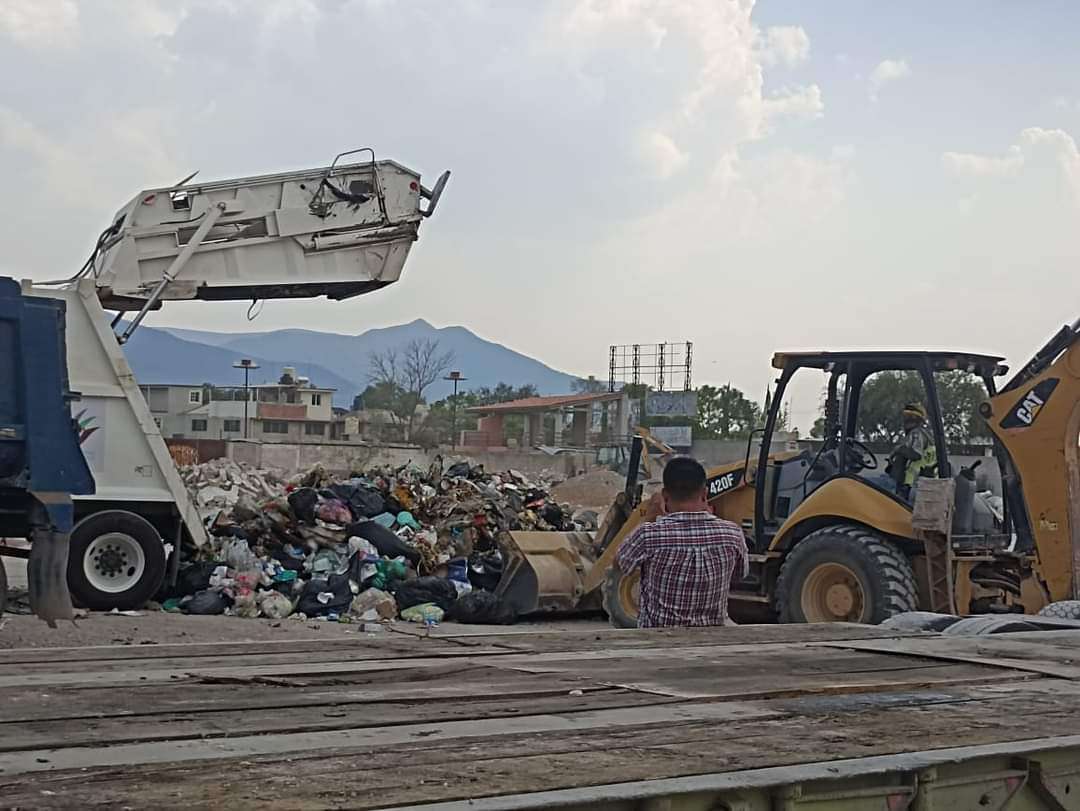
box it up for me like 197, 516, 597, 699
663, 456, 707, 500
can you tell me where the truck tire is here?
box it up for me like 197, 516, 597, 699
602, 563, 640, 629
67, 511, 166, 611
776, 525, 917, 624
1038, 600, 1080, 620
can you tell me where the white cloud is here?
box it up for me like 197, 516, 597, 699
943, 127, 1080, 201
758, 25, 810, 67
869, 58, 910, 101
1020, 127, 1080, 198
0, 0, 78, 48
763, 84, 824, 122
942, 146, 1024, 178
637, 130, 689, 179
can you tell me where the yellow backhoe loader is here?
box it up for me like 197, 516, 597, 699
499, 316, 1080, 626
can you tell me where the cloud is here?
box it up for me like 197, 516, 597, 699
942, 146, 1024, 178
763, 84, 824, 122
758, 25, 810, 67
943, 127, 1080, 201
0, 0, 78, 48
1020, 127, 1080, 198
637, 130, 689, 179
869, 58, 910, 101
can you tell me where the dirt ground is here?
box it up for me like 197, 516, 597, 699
550, 468, 626, 513
0, 609, 606, 648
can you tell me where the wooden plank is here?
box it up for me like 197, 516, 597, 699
0, 689, 668, 753
818, 634, 1080, 680
3, 681, 1079, 809
0, 701, 779, 775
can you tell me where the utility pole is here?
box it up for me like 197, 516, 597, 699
233, 359, 259, 439
443, 370, 467, 450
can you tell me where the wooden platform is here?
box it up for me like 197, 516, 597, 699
3, 623, 1080, 809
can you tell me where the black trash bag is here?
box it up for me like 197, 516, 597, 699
392, 576, 458, 612
468, 551, 504, 592
446, 461, 471, 479
173, 561, 221, 598
347, 520, 421, 566
540, 502, 565, 529
212, 525, 250, 541
382, 495, 404, 515
295, 573, 353, 617
270, 547, 305, 572
329, 483, 386, 519
288, 487, 319, 524
448, 590, 517, 625
180, 589, 233, 615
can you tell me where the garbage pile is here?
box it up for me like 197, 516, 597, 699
164, 458, 598, 626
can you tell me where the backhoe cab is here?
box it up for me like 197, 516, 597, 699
585, 318, 1080, 627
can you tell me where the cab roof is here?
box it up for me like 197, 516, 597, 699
771, 350, 1008, 377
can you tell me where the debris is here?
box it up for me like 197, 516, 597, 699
107, 608, 143, 617
170, 458, 599, 625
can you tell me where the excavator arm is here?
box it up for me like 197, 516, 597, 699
985, 317, 1080, 602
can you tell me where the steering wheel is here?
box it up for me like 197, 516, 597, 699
843, 437, 878, 471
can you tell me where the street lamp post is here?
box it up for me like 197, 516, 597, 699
443, 370, 467, 450
232, 359, 259, 439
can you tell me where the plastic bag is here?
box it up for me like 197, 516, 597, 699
221, 537, 260, 575
447, 590, 517, 625
396, 511, 421, 531
296, 574, 353, 616
259, 590, 294, 619
316, 498, 353, 525
401, 602, 444, 624
393, 576, 458, 611
288, 487, 319, 524
232, 589, 260, 619
180, 589, 232, 615
350, 587, 397, 619
347, 520, 421, 566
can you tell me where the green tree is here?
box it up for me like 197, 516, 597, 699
571, 375, 608, 394
853, 370, 990, 445
693, 383, 761, 440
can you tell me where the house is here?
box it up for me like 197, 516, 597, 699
139, 367, 335, 443
463, 391, 630, 448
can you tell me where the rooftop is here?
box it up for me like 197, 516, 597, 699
466, 391, 623, 414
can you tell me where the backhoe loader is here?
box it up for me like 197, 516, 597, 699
499, 316, 1080, 626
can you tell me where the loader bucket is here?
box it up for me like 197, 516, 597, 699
496, 531, 598, 616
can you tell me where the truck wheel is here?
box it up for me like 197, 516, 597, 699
67, 511, 166, 611
602, 563, 640, 629
776, 525, 917, 624
1038, 600, 1080, 620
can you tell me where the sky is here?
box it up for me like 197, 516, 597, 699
2, 0, 1080, 430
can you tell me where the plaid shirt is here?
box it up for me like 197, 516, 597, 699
616, 511, 748, 628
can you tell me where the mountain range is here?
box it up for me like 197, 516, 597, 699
121, 319, 580, 407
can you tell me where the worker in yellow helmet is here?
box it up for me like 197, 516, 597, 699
884, 403, 937, 500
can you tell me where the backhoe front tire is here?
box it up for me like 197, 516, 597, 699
776, 525, 917, 624
602, 563, 640, 629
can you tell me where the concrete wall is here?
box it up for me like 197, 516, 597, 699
219, 440, 595, 478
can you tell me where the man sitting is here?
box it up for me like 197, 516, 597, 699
616, 457, 748, 628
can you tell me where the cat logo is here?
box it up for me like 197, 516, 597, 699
707, 469, 744, 498
1000, 378, 1059, 430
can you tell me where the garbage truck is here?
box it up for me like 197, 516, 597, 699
1, 150, 449, 610
0, 278, 95, 624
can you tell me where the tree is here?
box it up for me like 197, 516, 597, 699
367, 338, 455, 440
571, 375, 607, 394
424, 382, 540, 444
693, 383, 761, 440
850, 370, 991, 445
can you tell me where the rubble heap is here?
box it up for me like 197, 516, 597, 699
163, 457, 599, 625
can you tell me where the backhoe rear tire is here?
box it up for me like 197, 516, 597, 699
1038, 600, 1080, 620
776, 525, 917, 624
602, 563, 640, 629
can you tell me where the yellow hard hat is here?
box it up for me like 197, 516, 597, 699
902, 402, 927, 421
